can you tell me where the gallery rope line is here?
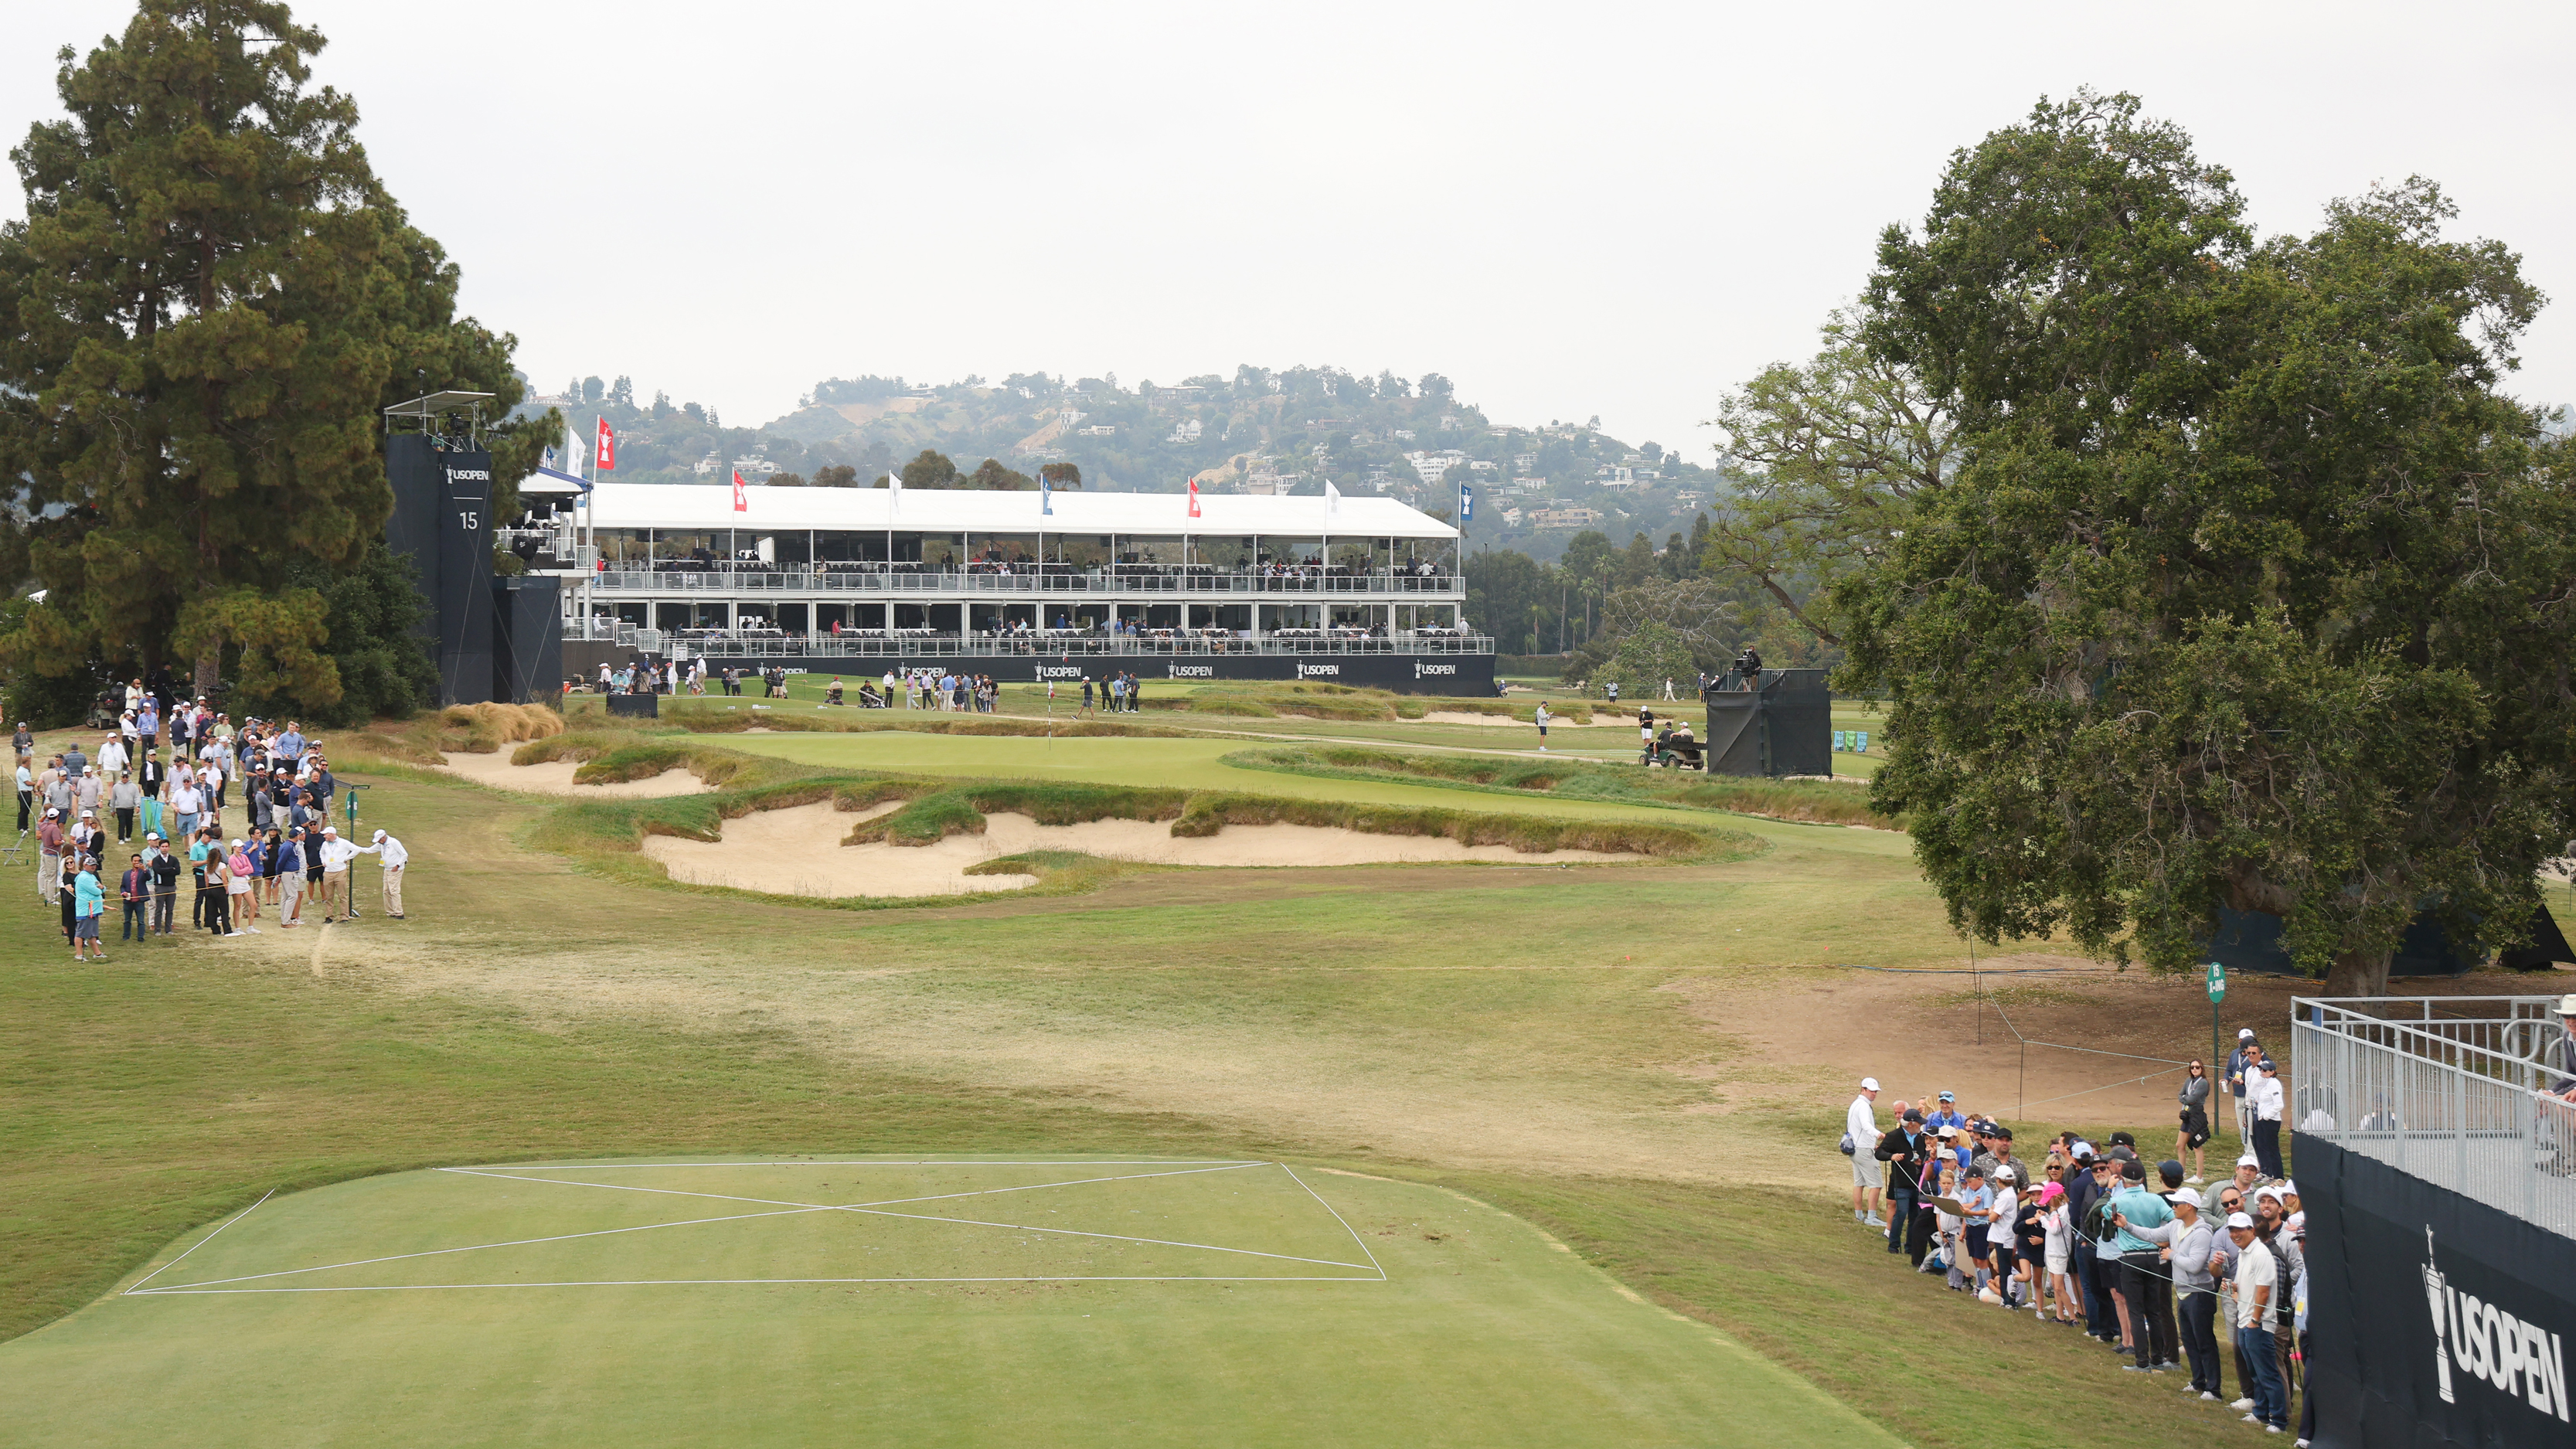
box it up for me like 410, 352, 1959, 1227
1977, 988, 2190, 1117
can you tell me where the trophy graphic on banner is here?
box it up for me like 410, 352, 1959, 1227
2425, 1226, 2455, 1403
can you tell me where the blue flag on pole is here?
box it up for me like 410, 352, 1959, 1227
1041, 471, 1053, 516
1460, 481, 1472, 522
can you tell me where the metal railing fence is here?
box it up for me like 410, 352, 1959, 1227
582, 567, 1462, 597
571, 625, 1493, 660
2292, 996, 2576, 1240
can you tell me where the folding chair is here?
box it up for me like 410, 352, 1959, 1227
0, 829, 25, 867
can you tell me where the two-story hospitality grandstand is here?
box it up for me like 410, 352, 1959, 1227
509, 478, 1494, 692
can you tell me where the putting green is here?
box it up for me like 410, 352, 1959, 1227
3, 1157, 1900, 1447
700, 730, 1912, 857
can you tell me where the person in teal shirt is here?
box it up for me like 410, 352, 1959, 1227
139, 788, 163, 842
70, 859, 106, 961
2108, 1158, 2180, 1372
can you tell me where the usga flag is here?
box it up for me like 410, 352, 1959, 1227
1325, 480, 1342, 519
594, 417, 616, 472
731, 469, 748, 513
1187, 478, 1202, 519
1460, 481, 1472, 522
1041, 472, 1053, 517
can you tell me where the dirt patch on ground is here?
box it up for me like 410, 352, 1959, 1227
431, 754, 711, 798
638, 803, 1645, 899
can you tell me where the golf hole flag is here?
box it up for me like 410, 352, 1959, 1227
594, 417, 616, 472
1188, 478, 1201, 519
731, 470, 748, 513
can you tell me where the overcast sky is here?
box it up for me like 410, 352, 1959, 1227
5, 2, 2572, 458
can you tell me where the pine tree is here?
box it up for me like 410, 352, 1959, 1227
0, 0, 537, 705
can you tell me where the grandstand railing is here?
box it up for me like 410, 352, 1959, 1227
2291, 995, 2576, 1239
569, 625, 1494, 659
581, 566, 1462, 597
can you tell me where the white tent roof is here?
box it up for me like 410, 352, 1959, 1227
580, 481, 1456, 539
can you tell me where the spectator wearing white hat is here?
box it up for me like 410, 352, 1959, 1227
2204, 1153, 2262, 1216
315, 825, 377, 923
2225, 1028, 2263, 1148
1846, 1077, 1885, 1226
2546, 995, 2576, 1100
2227, 1211, 2288, 1431
35, 806, 64, 903
372, 829, 408, 919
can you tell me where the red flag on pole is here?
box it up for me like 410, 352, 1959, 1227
1187, 478, 1201, 519
594, 417, 616, 471
732, 469, 749, 512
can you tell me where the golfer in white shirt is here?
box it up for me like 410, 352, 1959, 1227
315, 825, 378, 923
1848, 1077, 1885, 1226
372, 829, 409, 918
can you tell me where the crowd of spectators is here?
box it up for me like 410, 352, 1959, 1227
1843, 1040, 2309, 1437
19, 688, 408, 951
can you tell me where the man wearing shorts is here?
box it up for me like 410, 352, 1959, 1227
1533, 702, 1551, 752
1846, 1076, 1884, 1226
71, 855, 107, 960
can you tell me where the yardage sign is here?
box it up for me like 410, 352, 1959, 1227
2207, 961, 2227, 1002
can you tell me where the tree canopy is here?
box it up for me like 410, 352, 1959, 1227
1829, 90, 2576, 994
0, 0, 540, 705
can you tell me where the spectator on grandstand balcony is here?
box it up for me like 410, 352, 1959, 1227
2547, 995, 2576, 1100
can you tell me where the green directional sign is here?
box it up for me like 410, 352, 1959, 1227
2207, 961, 2227, 1002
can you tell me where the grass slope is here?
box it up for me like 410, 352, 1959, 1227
2, 1159, 1898, 1449
0, 721, 2341, 1449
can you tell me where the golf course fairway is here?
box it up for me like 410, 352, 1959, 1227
1, 1156, 1897, 1448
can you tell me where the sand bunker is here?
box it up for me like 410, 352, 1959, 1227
432, 752, 712, 798
640, 802, 1644, 899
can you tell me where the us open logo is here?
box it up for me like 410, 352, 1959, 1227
1414, 661, 1457, 679
1167, 665, 1213, 678
1297, 662, 1340, 678
1036, 665, 1084, 680
2426, 1228, 2570, 1422
443, 468, 492, 482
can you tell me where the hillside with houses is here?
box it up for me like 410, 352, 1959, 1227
527, 366, 1723, 565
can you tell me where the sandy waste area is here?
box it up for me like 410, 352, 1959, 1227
641, 801, 1643, 898
432, 751, 712, 798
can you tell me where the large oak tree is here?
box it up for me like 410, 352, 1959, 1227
1833, 91, 2576, 995
0, 0, 539, 706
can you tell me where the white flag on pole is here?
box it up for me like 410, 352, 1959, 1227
1325, 480, 1341, 519
887, 469, 901, 517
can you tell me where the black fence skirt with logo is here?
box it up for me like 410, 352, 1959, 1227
690, 652, 1496, 696
2299, 1134, 2576, 1447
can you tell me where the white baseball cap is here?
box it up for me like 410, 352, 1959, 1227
2226, 1212, 2256, 1230
2238, 1154, 2261, 1168
2280, 1179, 2298, 1197
1860, 1077, 1880, 1092
2237, 1027, 2255, 1039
